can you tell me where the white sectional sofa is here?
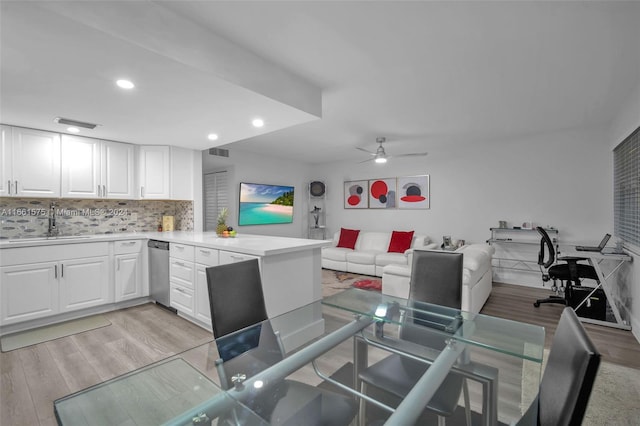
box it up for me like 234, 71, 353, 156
381, 244, 495, 314
321, 230, 436, 276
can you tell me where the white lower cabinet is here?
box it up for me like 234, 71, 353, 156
219, 250, 261, 266
0, 262, 59, 324
169, 244, 220, 326
59, 256, 110, 312
115, 253, 142, 302
195, 264, 213, 324
170, 283, 194, 316
169, 244, 195, 315
0, 242, 120, 327
114, 240, 144, 302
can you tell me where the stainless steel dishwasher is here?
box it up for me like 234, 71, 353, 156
148, 239, 176, 313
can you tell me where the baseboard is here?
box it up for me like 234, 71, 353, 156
0, 297, 151, 337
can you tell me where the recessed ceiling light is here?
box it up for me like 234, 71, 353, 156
116, 79, 135, 89
67, 127, 80, 133
252, 118, 264, 128
207, 133, 219, 141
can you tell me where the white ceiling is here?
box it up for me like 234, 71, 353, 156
2, 1, 639, 164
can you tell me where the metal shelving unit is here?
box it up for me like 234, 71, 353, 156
488, 227, 559, 273
308, 182, 326, 240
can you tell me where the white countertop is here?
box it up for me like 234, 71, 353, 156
1, 231, 331, 257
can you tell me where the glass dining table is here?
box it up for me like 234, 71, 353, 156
54, 288, 545, 426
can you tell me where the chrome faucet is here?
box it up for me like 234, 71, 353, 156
47, 201, 59, 237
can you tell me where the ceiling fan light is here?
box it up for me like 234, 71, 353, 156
375, 156, 387, 164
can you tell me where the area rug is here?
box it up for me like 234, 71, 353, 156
521, 348, 640, 424
320, 358, 640, 425
1, 314, 111, 352
322, 269, 381, 297
352, 278, 382, 291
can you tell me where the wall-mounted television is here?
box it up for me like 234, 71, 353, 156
238, 182, 295, 226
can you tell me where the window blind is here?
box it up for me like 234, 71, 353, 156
203, 170, 229, 231
613, 126, 639, 249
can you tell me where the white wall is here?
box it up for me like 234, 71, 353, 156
202, 148, 315, 238
311, 126, 612, 247
608, 81, 640, 340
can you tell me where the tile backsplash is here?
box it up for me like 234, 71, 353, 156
0, 198, 193, 239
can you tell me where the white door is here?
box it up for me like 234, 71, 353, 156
103, 141, 135, 199
59, 256, 110, 312
115, 253, 141, 302
138, 145, 170, 199
61, 134, 101, 198
194, 264, 211, 324
12, 127, 61, 197
0, 262, 59, 325
0, 125, 12, 196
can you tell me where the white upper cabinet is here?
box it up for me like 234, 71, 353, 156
138, 145, 170, 199
4, 126, 61, 197
103, 141, 135, 199
61, 135, 135, 199
170, 146, 194, 200
0, 125, 12, 197
61, 135, 101, 198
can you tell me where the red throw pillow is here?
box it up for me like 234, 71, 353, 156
388, 231, 415, 253
336, 228, 360, 249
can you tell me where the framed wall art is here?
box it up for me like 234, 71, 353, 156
368, 178, 396, 209
344, 180, 368, 208
397, 175, 430, 209
238, 182, 294, 225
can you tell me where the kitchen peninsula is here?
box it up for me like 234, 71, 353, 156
1, 232, 331, 348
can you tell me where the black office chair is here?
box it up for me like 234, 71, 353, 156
518, 307, 601, 425
358, 250, 471, 426
206, 259, 357, 426
534, 227, 600, 308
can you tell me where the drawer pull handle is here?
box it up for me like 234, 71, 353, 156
122, 241, 137, 246
175, 261, 185, 267
199, 250, 210, 254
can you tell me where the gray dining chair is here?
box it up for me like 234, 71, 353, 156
518, 307, 601, 426
358, 249, 471, 426
206, 259, 358, 426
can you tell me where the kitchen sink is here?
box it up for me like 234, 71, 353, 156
8, 235, 91, 242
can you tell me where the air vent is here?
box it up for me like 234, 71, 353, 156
208, 148, 229, 157
54, 117, 98, 129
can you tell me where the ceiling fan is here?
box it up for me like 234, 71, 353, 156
356, 137, 428, 164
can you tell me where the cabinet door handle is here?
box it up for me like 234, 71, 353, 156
117, 259, 121, 270
140, 186, 145, 198
98, 185, 102, 197
61, 264, 64, 278
54, 265, 58, 279
14, 181, 18, 194
7, 180, 11, 195
103, 185, 106, 197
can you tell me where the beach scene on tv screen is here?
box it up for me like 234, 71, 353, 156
239, 183, 294, 225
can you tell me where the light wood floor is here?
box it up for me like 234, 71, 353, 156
2, 281, 639, 426
0, 304, 213, 426
484, 282, 640, 369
